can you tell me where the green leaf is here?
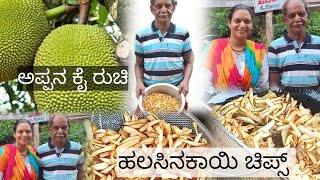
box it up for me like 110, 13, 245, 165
90, 0, 98, 14
97, 4, 108, 26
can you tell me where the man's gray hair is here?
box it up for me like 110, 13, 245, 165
48, 113, 70, 128
281, 0, 309, 17
150, 0, 177, 7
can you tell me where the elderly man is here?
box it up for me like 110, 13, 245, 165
37, 114, 85, 180
268, 0, 320, 90
135, 0, 193, 97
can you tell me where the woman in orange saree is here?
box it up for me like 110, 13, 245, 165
203, 4, 268, 91
0, 120, 39, 180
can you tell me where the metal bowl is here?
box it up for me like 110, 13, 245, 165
138, 83, 186, 115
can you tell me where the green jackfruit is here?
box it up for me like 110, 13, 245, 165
34, 24, 127, 113
0, 0, 50, 82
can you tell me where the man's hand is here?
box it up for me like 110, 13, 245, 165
136, 81, 146, 99
269, 72, 281, 92
270, 83, 280, 92
178, 80, 189, 96
179, 53, 192, 96
135, 57, 145, 99
77, 163, 86, 180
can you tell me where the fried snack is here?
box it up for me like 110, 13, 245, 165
84, 113, 210, 180
211, 88, 320, 179
143, 92, 181, 112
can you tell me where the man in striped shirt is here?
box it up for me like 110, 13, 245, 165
135, 0, 193, 97
37, 114, 85, 180
268, 0, 320, 90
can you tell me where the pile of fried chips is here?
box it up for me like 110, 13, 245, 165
143, 92, 182, 113
84, 112, 209, 180
212, 88, 320, 179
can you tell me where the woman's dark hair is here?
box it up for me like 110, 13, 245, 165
228, 4, 254, 21
13, 119, 33, 132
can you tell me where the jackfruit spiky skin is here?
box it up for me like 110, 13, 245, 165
0, 0, 49, 82
34, 24, 127, 113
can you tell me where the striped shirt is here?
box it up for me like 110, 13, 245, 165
37, 138, 84, 180
135, 21, 192, 86
268, 31, 320, 87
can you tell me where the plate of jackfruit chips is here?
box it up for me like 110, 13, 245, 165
138, 83, 185, 115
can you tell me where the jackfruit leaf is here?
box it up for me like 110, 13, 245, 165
98, 4, 108, 26
89, 0, 108, 27
90, 0, 98, 14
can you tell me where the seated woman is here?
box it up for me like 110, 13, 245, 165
0, 119, 39, 180
203, 4, 268, 91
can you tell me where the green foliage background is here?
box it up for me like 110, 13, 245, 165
0, 121, 15, 145
0, 120, 85, 146
39, 121, 85, 145
203, 8, 320, 46
203, 8, 264, 43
